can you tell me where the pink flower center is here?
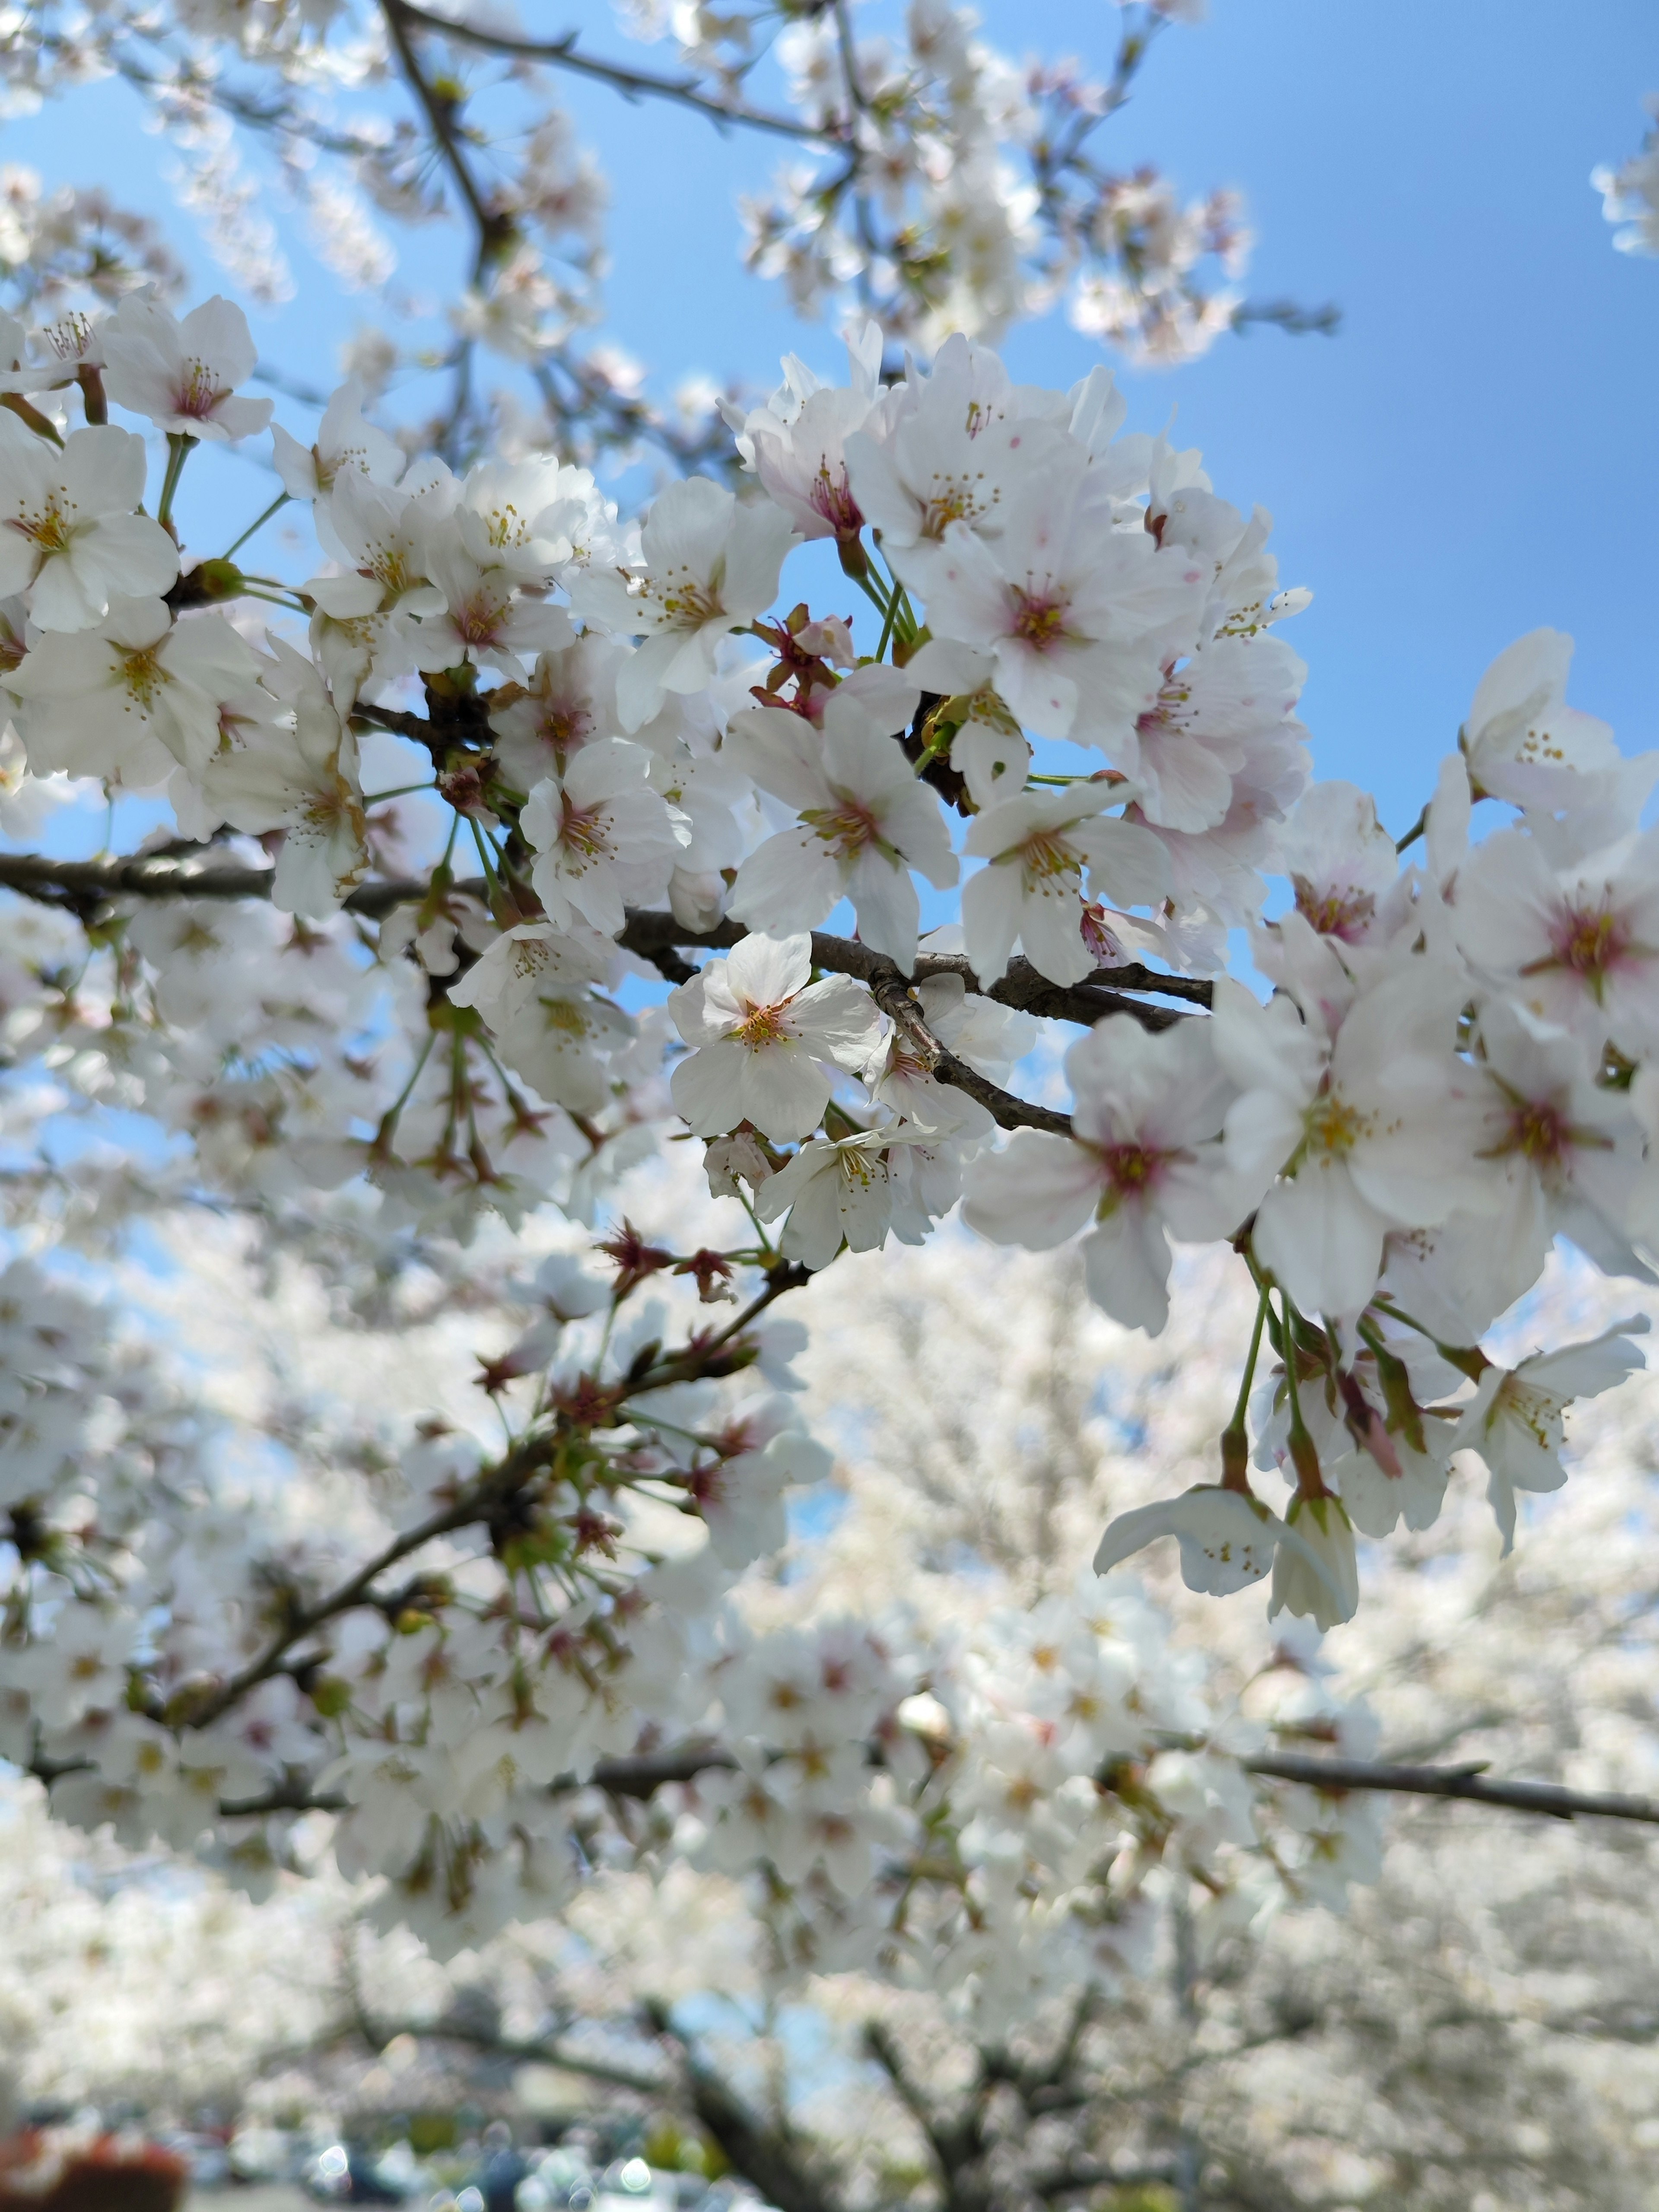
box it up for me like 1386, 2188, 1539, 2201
803, 795, 881, 856
558, 796, 612, 860
1529, 901, 1638, 1003
1292, 874, 1377, 944
1100, 1141, 1163, 1198
1008, 588, 1071, 651
808, 462, 862, 536
174, 359, 228, 420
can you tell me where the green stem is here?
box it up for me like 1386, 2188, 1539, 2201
1394, 807, 1427, 856
222, 491, 292, 561
1218, 1285, 1270, 1492
375, 1030, 438, 1150
156, 433, 196, 530
1279, 1294, 1326, 1498
852, 566, 893, 623
362, 782, 438, 804
468, 814, 502, 902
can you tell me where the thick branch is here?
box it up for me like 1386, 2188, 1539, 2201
1245, 1753, 1659, 1826
643, 1999, 839, 2212
0, 848, 432, 922
392, 0, 836, 147
356, 2013, 668, 2097
864, 2021, 988, 2199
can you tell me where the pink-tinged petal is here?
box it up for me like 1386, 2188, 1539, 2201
1081, 1206, 1172, 1334
729, 833, 841, 939
1252, 1163, 1388, 1319
961, 862, 1023, 985
737, 1039, 833, 1143
1093, 1486, 1281, 1595
962, 1131, 1102, 1248
670, 1039, 749, 1135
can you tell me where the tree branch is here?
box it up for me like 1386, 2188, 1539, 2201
391, 0, 838, 147
642, 1999, 840, 2212
1245, 1752, 1659, 1826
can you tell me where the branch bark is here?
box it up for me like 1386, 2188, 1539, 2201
391, 0, 838, 147
1244, 1752, 1659, 1826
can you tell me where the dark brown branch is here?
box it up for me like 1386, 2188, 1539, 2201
0, 849, 437, 922
864, 2021, 989, 2202
355, 2012, 669, 2097
1245, 1753, 1659, 1826
381, 0, 518, 278
392, 0, 837, 147
642, 1999, 840, 2212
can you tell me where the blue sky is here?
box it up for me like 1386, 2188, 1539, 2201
3, 0, 1656, 840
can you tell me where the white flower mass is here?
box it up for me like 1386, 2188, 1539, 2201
0, 11, 1656, 2195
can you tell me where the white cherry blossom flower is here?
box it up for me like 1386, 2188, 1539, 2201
271, 378, 404, 502
101, 293, 273, 442
311, 465, 454, 620
9, 597, 260, 781
1267, 1494, 1360, 1630
754, 1128, 921, 1269
1214, 964, 1497, 1319
572, 474, 798, 731
454, 454, 589, 583
961, 781, 1171, 986
1462, 627, 1620, 805
1455, 826, 1659, 1057
1117, 633, 1307, 835
488, 633, 629, 791
667, 932, 882, 1142
964, 1014, 1244, 1332
1469, 998, 1659, 1286
521, 736, 689, 934
448, 922, 633, 1114
725, 683, 958, 972
1276, 780, 1403, 948
919, 455, 1207, 750
1093, 1484, 1328, 1599
737, 321, 884, 553
1452, 1319, 1648, 1552
188, 636, 368, 917
413, 546, 573, 678
0, 416, 177, 629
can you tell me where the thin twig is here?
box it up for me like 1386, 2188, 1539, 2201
392, 0, 838, 147
1246, 1753, 1659, 1826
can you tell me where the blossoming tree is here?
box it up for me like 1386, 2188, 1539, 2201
0, 0, 1656, 2135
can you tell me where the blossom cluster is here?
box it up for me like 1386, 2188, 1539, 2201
0, 280, 1644, 1964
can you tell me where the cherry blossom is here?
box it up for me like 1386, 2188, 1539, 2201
521, 736, 689, 934
1451, 1320, 1649, 1551
963, 1014, 1243, 1332
1214, 966, 1497, 1319
725, 679, 959, 970
961, 780, 1171, 985
9, 597, 259, 779
0, 416, 177, 629
572, 474, 798, 730
667, 933, 883, 1141
100, 292, 273, 441
922, 458, 1207, 751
